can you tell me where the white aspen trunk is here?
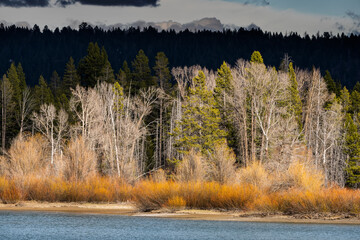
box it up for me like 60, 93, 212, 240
314, 76, 321, 169
110, 107, 120, 177
155, 120, 159, 168
2, 80, 6, 153
141, 135, 145, 173
51, 121, 54, 165
159, 98, 163, 167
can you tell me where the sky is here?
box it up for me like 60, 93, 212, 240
0, 0, 359, 35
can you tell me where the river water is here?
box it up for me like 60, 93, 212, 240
0, 211, 359, 240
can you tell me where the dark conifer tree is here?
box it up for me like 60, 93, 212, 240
50, 71, 62, 97
132, 49, 155, 90
62, 57, 80, 98
78, 43, 114, 87
324, 70, 339, 96
16, 63, 26, 93
34, 75, 54, 111
344, 113, 360, 188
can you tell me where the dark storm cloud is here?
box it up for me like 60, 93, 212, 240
0, 0, 49, 7
57, 0, 159, 7
244, 0, 269, 6
0, 0, 159, 7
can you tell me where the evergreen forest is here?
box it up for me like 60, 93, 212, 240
0, 23, 359, 88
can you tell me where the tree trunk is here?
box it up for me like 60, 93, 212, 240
251, 100, 256, 162
2, 81, 6, 154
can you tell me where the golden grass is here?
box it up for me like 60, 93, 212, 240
0, 176, 21, 203
166, 196, 186, 211
132, 180, 360, 214
0, 175, 359, 215
0, 175, 132, 203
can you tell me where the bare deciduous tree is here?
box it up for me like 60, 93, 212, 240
32, 104, 68, 167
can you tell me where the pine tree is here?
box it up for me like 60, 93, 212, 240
153, 52, 171, 91
78, 42, 113, 87
116, 61, 132, 93
340, 87, 352, 113
353, 82, 360, 93
288, 62, 303, 132
350, 90, 360, 115
173, 71, 227, 155
250, 51, 264, 64
214, 61, 233, 105
132, 49, 155, 90
344, 113, 360, 188
214, 62, 236, 147
56, 93, 69, 112
62, 57, 80, 98
113, 82, 124, 113
100, 46, 115, 84
122, 61, 132, 82
324, 70, 340, 96
1, 74, 14, 151
16, 63, 26, 93
50, 71, 61, 97
7, 63, 21, 103
6, 63, 22, 141
34, 76, 54, 111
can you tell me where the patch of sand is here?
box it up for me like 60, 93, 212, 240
0, 201, 136, 215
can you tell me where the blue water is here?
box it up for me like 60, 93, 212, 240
0, 211, 359, 240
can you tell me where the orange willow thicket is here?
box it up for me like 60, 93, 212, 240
1, 176, 360, 214
0, 175, 132, 203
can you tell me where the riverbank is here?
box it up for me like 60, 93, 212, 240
1, 201, 359, 225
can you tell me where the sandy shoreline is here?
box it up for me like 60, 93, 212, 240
1, 201, 359, 225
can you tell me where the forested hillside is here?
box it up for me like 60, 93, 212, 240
0, 23, 359, 88
0, 42, 360, 190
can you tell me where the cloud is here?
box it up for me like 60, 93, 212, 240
0, 0, 356, 35
346, 11, 360, 27
0, 0, 159, 7
0, 0, 49, 7
335, 22, 345, 31
244, 0, 269, 6
345, 11, 360, 34
58, 0, 159, 7
346, 11, 360, 21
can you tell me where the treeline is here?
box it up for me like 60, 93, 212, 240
0, 23, 359, 88
1, 43, 360, 189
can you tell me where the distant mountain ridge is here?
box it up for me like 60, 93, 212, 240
1, 17, 260, 32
